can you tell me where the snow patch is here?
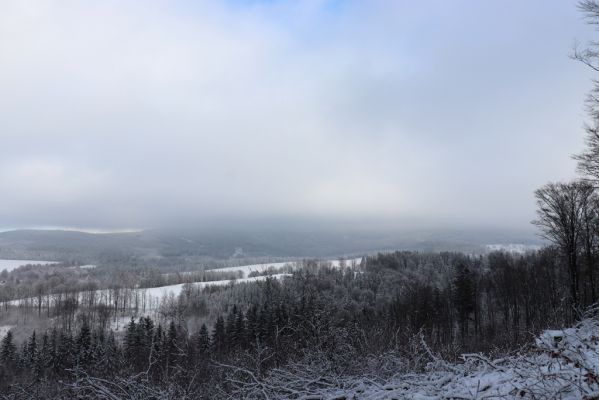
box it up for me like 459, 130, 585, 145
486, 244, 542, 254
0, 259, 58, 272
207, 258, 362, 278
0, 325, 13, 340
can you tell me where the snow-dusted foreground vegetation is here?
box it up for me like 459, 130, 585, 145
230, 314, 599, 399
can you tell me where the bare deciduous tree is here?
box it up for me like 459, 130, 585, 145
573, 1, 599, 181
533, 181, 595, 309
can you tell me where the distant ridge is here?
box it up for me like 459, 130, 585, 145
0, 227, 542, 264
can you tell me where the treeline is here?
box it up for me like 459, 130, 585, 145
528, 0, 599, 316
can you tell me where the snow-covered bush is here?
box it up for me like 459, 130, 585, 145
227, 314, 599, 399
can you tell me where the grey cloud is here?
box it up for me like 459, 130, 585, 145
0, 0, 593, 230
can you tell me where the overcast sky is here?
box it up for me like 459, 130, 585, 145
0, 0, 594, 231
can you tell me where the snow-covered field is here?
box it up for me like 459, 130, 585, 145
10, 274, 292, 312
0, 259, 58, 272
7, 258, 361, 320
207, 261, 293, 276
141, 274, 291, 300
104, 275, 290, 331
206, 257, 362, 278
485, 244, 543, 254
8, 258, 363, 310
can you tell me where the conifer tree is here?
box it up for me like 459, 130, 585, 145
225, 306, 237, 348
152, 324, 165, 380
234, 310, 247, 349
102, 332, 122, 378
197, 323, 210, 357
212, 316, 226, 355
124, 317, 137, 364
453, 264, 476, 339
37, 332, 51, 377
56, 332, 75, 374
28, 331, 38, 365
0, 331, 17, 365
76, 320, 92, 367
47, 328, 60, 377
246, 305, 259, 345
165, 321, 180, 375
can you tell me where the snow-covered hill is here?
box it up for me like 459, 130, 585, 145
9, 273, 291, 313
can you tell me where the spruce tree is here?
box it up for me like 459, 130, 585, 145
47, 328, 59, 378
26, 331, 38, 370
197, 323, 210, 357
211, 316, 226, 355
225, 306, 237, 348
152, 324, 165, 380
0, 331, 17, 365
124, 317, 137, 363
453, 263, 476, 339
246, 305, 259, 345
36, 332, 51, 377
56, 332, 75, 374
76, 320, 92, 367
234, 310, 246, 349
165, 321, 180, 374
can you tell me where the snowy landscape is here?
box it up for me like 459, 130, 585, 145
3, 0, 599, 398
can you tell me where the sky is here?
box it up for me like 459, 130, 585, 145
0, 0, 595, 232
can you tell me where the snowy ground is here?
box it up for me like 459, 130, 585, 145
10, 274, 292, 312
485, 244, 543, 254
206, 257, 362, 278
140, 274, 291, 301
236, 313, 599, 399
0, 325, 13, 340
0, 259, 58, 272
78, 264, 97, 269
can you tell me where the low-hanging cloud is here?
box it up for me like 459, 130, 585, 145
0, 0, 593, 230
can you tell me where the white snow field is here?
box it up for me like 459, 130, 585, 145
10, 274, 291, 312
485, 244, 542, 254
7, 258, 363, 311
206, 257, 362, 278
0, 259, 58, 272
240, 313, 599, 399
140, 273, 291, 301
8, 258, 362, 310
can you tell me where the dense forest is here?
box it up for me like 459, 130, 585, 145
0, 248, 589, 398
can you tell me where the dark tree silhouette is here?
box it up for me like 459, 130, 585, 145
533, 181, 595, 309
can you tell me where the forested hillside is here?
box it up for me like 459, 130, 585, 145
0, 249, 589, 398
0, 228, 535, 262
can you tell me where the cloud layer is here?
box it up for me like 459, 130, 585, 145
0, 0, 593, 230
